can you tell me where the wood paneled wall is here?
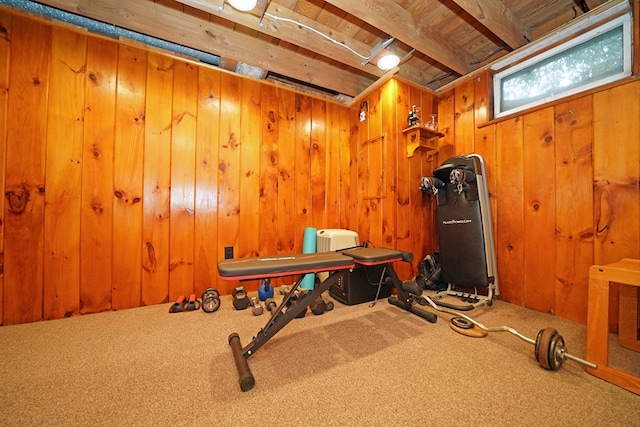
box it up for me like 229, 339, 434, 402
2, 10, 638, 329
352, 80, 440, 281
439, 72, 640, 326
0, 12, 369, 325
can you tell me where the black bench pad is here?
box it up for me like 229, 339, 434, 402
341, 247, 403, 265
218, 252, 355, 281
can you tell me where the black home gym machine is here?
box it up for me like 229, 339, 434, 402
403, 153, 596, 373
411, 153, 499, 311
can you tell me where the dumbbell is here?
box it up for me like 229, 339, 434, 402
249, 296, 263, 316
264, 297, 277, 312
201, 288, 221, 313
309, 296, 335, 315
232, 286, 250, 310
309, 296, 326, 315
279, 286, 290, 296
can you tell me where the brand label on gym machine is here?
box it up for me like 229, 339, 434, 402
442, 219, 472, 225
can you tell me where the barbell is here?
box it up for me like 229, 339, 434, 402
424, 296, 596, 371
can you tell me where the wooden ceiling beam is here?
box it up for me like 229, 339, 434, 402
322, 0, 473, 74
450, 0, 530, 48
35, 0, 374, 95
175, 0, 387, 77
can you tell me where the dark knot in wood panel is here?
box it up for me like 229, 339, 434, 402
6, 183, 29, 214
143, 241, 157, 273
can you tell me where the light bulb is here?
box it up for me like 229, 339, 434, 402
377, 52, 400, 71
227, 0, 257, 12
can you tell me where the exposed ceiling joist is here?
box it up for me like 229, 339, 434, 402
30, 0, 375, 95
450, 0, 530, 48
322, 0, 473, 74
16, 0, 615, 102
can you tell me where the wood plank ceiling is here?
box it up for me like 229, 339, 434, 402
26, 0, 614, 102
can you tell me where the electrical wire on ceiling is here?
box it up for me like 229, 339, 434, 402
263, 12, 372, 60
263, 12, 415, 68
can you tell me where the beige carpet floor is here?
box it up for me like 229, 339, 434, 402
0, 291, 639, 427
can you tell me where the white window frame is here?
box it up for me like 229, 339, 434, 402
493, 12, 632, 119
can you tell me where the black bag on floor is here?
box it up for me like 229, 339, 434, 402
418, 250, 447, 291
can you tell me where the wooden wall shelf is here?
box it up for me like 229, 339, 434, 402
402, 126, 443, 157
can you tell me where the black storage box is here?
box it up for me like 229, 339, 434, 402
329, 264, 392, 305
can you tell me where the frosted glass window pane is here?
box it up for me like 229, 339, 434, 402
501, 27, 622, 111
494, 13, 631, 118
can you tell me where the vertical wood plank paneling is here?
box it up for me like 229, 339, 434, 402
395, 81, 412, 277
409, 85, 426, 268
194, 67, 220, 295
311, 98, 327, 228
454, 79, 474, 155
522, 108, 556, 313
239, 78, 261, 263
217, 72, 241, 295
3, 17, 50, 325
313, 98, 328, 231
9, 10, 639, 327
365, 89, 382, 245
437, 89, 455, 160
142, 53, 173, 305
340, 108, 354, 230
381, 80, 397, 249
0, 13, 11, 324
80, 37, 117, 314
44, 27, 86, 320
420, 92, 439, 257
495, 117, 524, 305
473, 74, 497, 262
259, 84, 279, 257
277, 89, 296, 255
112, 45, 146, 310
325, 102, 341, 230
554, 97, 594, 324
295, 94, 312, 248
169, 61, 197, 300
348, 113, 359, 232
593, 82, 640, 330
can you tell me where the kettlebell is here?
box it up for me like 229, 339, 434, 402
258, 278, 274, 301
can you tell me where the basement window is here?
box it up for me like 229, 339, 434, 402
493, 12, 632, 118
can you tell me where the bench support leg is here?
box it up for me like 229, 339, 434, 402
384, 264, 438, 323
229, 269, 349, 391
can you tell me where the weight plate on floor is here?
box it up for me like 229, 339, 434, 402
202, 295, 220, 313
450, 317, 474, 329
449, 320, 488, 338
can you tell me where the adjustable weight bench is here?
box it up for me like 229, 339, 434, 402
220, 247, 437, 391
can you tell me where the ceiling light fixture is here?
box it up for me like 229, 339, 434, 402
227, 0, 257, 12
361, 37, 401, 71
376, 50, 401, 71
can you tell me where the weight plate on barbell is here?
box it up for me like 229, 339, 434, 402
535, 327, 558, 370
547, 333, 566, 371
201, 287, 219, 301
202, 295, 220, 313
